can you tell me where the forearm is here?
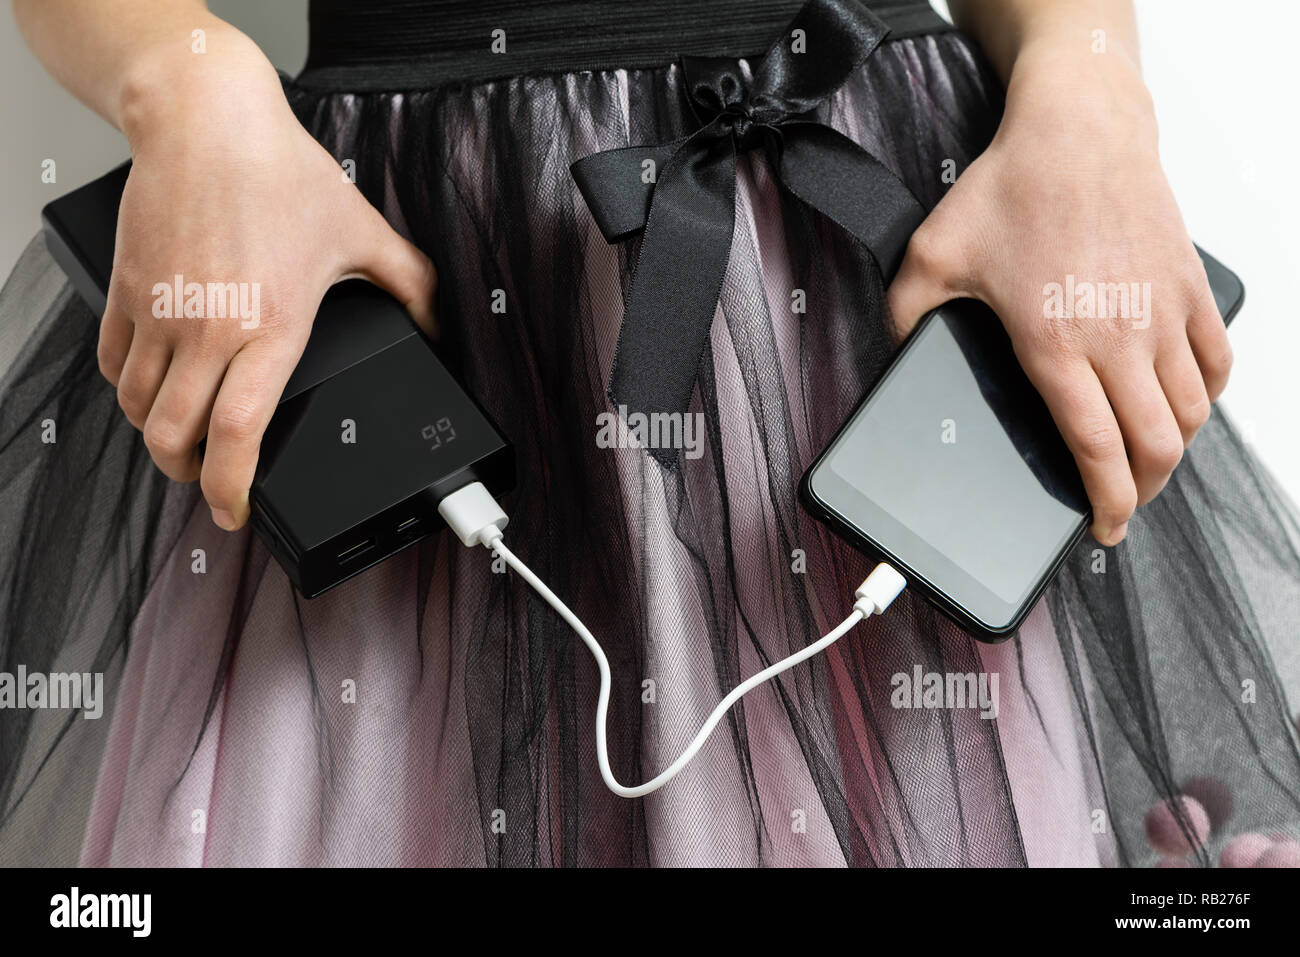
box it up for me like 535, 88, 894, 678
948, 0, 1140, 83
11, 0, 266, 143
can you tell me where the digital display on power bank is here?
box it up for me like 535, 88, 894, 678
809, 303, 1089, 630
420, 418, 458, 450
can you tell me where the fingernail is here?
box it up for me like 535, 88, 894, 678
211, 508, 237, 531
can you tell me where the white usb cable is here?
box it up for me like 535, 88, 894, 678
439, 481, 907, 799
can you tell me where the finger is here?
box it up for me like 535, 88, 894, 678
97, 298, 133, 387
1023, 357, 1137, 545
1155, 341, 1212, 447
142, 354, 225, 483
115, 338, 172, 431
342, 202, 438, 340
1097, 362, 1184, 507
200, 340, 298, 530
1186, 300, 1233, 401
885, 227, 971, 342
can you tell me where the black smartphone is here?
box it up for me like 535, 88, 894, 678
800, 246, 1245, 642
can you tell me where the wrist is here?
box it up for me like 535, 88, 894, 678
1008, 1, 1143, 70
117, 16, 274, 150
1003, 28, 1155, 140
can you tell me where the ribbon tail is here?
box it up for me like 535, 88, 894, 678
571, 142, 683, 242
608, 136, 737, 467
776, 124, 925, 280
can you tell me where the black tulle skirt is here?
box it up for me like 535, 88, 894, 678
2, 0, 1299, 866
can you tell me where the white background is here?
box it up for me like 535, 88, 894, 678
2, 0, 1297, 503
1135, 1, 1300, 506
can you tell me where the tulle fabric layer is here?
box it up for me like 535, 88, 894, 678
2, 31, 1299, 866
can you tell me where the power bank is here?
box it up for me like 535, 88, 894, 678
42, 163, 514, 597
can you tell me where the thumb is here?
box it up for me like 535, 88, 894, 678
884, 226, 974, 343
343, 204, 439, 340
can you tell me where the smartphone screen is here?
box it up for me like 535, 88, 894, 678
804, 301, 1088, 635
802, 248, 1244, 640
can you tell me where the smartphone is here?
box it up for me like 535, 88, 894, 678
800, 246, 1245, 642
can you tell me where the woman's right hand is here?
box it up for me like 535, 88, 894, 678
100, 18, 436, 530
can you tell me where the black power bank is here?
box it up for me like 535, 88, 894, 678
42, 163, 514, 597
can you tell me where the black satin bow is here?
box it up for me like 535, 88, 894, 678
571, 0, 926, 466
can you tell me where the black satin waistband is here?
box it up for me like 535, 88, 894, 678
297, 0, 953, 91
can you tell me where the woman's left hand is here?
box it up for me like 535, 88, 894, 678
886, 32, 1232, 547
